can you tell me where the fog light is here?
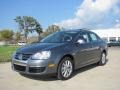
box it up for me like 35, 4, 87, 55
48, 64, 55, 67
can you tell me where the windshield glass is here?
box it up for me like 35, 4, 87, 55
40, 31, 78, 43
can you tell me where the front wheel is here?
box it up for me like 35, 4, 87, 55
99, 52, 107, 65
57, 57, 73, 80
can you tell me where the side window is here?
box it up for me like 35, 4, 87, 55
77, 33, 89, 43
89, 33, 98, 42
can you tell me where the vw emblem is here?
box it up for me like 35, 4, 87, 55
18, 54, 22, 60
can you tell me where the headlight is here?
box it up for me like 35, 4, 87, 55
31, 51, 51, 60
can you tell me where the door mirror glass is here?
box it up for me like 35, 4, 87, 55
77, 39, 85, 44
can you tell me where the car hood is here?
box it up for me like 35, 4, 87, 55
16, 43, 65, 54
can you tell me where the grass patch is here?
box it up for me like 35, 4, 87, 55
0, 45, 19, 63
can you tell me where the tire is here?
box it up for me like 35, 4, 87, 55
99, 52, 107, 66
57, 57, 73, 80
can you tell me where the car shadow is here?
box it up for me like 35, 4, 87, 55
20, 59, 108, 81
20, 73, 58, 81
72, 63, 98, 77
73, 59, 109, 77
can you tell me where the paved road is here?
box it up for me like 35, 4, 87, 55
0, 47, 120, 90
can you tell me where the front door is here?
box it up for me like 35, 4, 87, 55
74, 32, 94, 68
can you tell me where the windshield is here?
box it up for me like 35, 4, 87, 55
40, 31, 78, 43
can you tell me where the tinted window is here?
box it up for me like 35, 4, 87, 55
89, 33, 99, 42
40, 31, 78, 43
77, 33, 90, 43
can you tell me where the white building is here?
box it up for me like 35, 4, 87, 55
91, 28, 120, 43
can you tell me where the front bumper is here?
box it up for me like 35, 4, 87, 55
11, 58, 57, 75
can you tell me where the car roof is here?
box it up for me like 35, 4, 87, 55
60, 28, 92, 33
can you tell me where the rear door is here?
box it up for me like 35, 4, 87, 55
88, 32, 101, 62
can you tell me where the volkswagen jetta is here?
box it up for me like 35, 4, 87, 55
12, 29, 108, 80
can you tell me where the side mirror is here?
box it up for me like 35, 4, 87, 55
77, 39, 85, 44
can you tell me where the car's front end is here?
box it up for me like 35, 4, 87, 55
11, 49, 58, 75
12, 31, 79, 75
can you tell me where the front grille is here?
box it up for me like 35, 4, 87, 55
29, 67, 45, 73
14, 64, 26, 72
15, 53, 32, 61
22, 54, 31, 60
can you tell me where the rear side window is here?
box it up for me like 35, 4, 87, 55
89, 33, 99, 42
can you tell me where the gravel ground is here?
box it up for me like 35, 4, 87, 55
0, 47, 120, 90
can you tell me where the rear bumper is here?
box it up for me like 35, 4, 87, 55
11, 58, 57, 75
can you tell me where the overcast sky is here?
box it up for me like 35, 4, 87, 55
0, 0, 120, 31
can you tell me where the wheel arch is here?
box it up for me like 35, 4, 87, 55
57, 54, 75, 70
102, 49, 107, 55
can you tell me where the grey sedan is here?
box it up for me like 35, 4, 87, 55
12, 29, 108, 80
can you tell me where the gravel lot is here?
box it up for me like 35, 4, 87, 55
0, 47, 120, 90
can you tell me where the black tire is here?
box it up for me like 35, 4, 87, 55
99, 52, 107, 66
57, 57, 73, 80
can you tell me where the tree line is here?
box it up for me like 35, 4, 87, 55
0, 16, 61, 43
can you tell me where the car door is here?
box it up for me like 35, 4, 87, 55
74, 32, 94, 68
88, 32, 101, 63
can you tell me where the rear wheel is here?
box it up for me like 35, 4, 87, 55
99, 52, 107, 65
57, 57, 73, 80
